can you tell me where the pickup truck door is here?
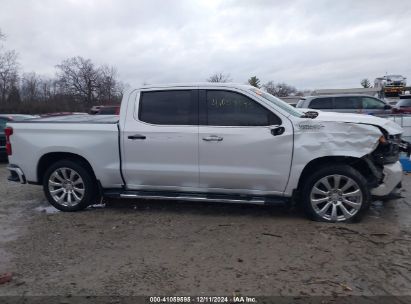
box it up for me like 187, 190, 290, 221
198, 89, 293, 195
122, 89, 199, 191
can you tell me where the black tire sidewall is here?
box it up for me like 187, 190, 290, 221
43, 160, 97, 211
301, 165, 371, 223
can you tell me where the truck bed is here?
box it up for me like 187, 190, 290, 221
7, 115, 123, 188
12, 114, 119, 124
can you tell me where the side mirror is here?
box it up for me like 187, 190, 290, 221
271, 126, 285, 136
384, 104, 392, 110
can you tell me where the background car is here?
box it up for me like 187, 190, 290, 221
296, 94, 392, 115
90, 105, 120, 115
392, 98, 411, 114
40, 112, 88, 117
0, 114, 37, 161
385, 99, 399, 106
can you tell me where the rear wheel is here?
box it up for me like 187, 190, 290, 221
43, 160, 98, 211
301, 165, 370, 222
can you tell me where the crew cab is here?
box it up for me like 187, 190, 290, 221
5, 83, 409, 222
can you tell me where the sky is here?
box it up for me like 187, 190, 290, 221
1, 0, 411, 90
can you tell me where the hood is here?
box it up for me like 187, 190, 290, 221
314, 111, 403, 135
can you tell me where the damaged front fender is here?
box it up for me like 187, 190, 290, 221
285, 120, 383, 195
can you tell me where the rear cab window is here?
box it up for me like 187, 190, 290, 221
138, 90, 198, 125
202, 90, 281, 126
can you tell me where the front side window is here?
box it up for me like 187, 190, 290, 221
309, 98, 332, 109
362, 97, 386, 109
139, 90, 197, 125
206, 90, 281, 126
333, 97, 361, 109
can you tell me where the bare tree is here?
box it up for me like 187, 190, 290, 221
0, 29, 127, 113
56, 56, 101, 105
39, 77, 59, 102
0, 50, 19, 103
21, 72, 41, 102
96, 65, 124, 104
263, 81, 297, 97
6, 85, 21, 104
207, 72, 232, 83
56, 56, 124, 106
361, 78, 371, 88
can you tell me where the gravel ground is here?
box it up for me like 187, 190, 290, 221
0, 162, 411, 298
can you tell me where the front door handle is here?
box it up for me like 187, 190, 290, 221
128, 134, 146, 140
202, 135, 223, 142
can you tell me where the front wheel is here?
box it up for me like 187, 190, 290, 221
43, 160, 98, 211
301, 165, 371, 222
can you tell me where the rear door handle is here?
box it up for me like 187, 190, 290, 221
202, 135, 223, 142
128, 134, 146, 140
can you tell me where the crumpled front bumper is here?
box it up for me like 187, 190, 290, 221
370, 161, 403, 197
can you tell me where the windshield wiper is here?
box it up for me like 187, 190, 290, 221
301, 111, 319, 119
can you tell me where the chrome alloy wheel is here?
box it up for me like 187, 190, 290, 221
48, 167, 85, 207
310, 174, 363, 222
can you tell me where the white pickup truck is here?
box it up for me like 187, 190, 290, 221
5, 83, 408, 222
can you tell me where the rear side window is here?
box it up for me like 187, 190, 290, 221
362, 97, 385, 109
139, 90, 197, 125
334, 97, 361, 109
205, 90, 281, 126
309, 98, 332, 109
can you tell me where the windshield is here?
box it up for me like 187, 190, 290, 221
249, 88, 304, 117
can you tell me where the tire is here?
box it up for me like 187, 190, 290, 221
43, 159, 98, 211
301, 165, 370, 223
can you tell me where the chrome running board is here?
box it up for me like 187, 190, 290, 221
103, 189, 287, 206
